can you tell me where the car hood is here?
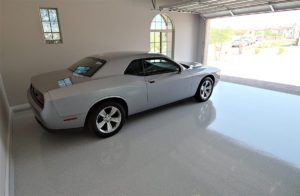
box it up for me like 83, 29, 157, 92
179, 62, 203, 69
31, 69, 91, 93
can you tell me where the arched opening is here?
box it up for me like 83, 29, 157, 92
150, 14, 174, 58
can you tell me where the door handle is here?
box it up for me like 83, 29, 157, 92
148, 80, 155, 84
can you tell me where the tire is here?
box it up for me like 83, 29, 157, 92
194, 77, 214, 102
88, 101, 126, 138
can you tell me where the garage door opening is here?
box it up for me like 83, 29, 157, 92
206, 10, 300, 87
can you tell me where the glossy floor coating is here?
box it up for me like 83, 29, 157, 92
12, 82, 300, 196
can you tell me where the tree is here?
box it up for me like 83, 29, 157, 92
209, 28, 234, 60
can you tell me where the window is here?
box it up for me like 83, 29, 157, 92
69, 57, 106, 77
143, 58, 179, 76
39, 8, 62, 44
150, 14, 174, 58
124, 60, 144, 76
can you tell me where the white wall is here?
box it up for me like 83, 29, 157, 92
1, 0, 204, 106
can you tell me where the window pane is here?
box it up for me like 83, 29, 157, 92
162, 42, 167, 53
144, 58, 179, 75
155, 32, 160, 43
162, 33, 167, 42
150, 14, 174, 57
40, 9, 49, 21
49, 9, 58, 22
44, 33, 53, 40
42, 22, 51, 32
150, 43, 155, 53
154, 15, 161, 22
51, 22, 59, 32
154, 43, 160, 53
52, 33, 61, 40
155, 22, 162, 30
150, 32, 155, 43
151, 22, 155, 30
161, 21, 167, 30
124, 60, 144, 76
40, 8, 62, 44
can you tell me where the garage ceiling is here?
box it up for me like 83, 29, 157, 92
159, 0, 300, 18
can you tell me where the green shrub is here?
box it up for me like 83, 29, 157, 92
278, 47, 285, 54
271, 41, 283, 47
258, 42, 270, 48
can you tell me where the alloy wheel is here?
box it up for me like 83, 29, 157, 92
96, 106, 122, 133
200, 80, 213, 100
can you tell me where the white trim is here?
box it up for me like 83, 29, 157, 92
0, 75, 9, 196
203, 19, 210, 65
5, 107, 12, 196
0, 75, 12, 196
11, 103, 30, 113
0, 75, 10, 119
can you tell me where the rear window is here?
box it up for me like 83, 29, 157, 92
69, 57, 106, 77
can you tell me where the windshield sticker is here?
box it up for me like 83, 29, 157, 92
74, 66, 90, 75
58, 78, 73, 88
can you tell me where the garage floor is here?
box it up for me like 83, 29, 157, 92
12, 82, 300, 196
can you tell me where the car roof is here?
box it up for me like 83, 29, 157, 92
90, 52, 171, 77
91, 51, 165, 61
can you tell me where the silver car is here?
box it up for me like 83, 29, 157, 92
28, 52, 220, 138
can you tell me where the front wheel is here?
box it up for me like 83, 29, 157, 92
88, 101, 125, 138
194, 77, 214, 102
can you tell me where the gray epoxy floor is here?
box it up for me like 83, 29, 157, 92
12, 82, 300, 196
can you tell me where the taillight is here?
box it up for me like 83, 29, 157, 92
30, 85, 44, 108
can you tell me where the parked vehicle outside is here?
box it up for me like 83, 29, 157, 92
232, 39, 247, 47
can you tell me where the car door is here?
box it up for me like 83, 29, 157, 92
123, 59, 149, 114
143, 57, 191, 108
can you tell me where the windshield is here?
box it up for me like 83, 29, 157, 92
69, 57, 106, 77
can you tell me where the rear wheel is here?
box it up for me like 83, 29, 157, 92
194, 77, 214, 102
88, 101, 125, 138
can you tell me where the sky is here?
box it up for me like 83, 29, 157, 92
210, 10, 300, 29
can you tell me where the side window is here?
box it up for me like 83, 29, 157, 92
124, 60, 144, 76
143, 58, 179, 76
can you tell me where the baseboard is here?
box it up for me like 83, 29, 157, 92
11, 103, 30, 113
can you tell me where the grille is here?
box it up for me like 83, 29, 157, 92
30, 85, 44, 108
